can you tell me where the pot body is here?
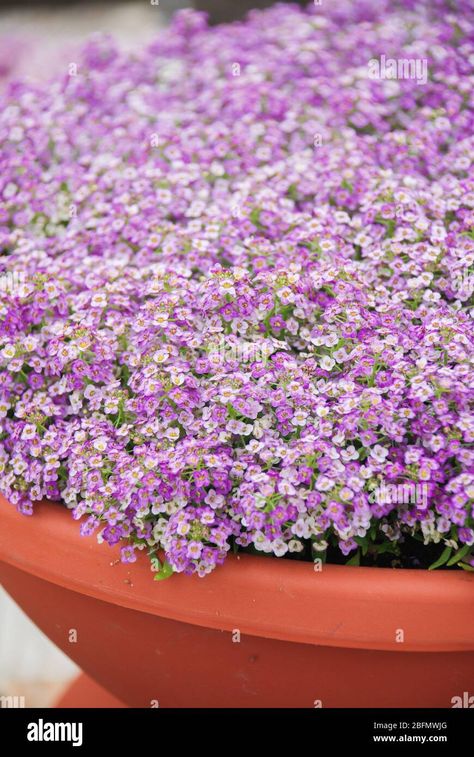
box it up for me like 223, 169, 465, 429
0, 500, 473, 708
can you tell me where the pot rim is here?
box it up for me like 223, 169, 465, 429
0, 496, 473, 652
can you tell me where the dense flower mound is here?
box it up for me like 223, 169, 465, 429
0, 2, 473, 577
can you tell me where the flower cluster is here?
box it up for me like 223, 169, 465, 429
0, 2, 473, 576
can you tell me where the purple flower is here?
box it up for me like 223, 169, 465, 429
0, 2, 472, 577
120, 545, 137, 563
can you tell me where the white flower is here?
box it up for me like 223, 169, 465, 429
152, 519, 168, 542
272, 539, 289, 557
291, 410, 308, 427
218, 385, 237, 402
205, 490, 225, 509
278, 479, 296, 496
165, 427, 180, 441
3, 183, 18, 199
1, 344, 16, 360
316, 405, 329, 418
153, 349, 169, 364
332, 348, 348, 363
315, 475, 335, 492
277, 286, 294, 304
218, 279, 235, 296
324, 333, 339, 347
339, 487, 354, 502
154, 312, 169, 327
171, 372, 185, 386
21, 424, 37, 440
91, 292, 107, 308
292, 519, 310, 539
320, 355, 335, 371
288, 539, 304, 553
370, 444, 389, 463
210, 161, 225, 176
243, 440, 261, 456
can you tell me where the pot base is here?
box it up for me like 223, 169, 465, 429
56, 674, 126, 709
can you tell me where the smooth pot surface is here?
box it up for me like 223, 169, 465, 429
0, 498, 473, 706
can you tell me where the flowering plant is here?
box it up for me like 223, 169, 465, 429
0, 3, 473, 578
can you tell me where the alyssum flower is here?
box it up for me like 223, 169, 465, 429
0, 1, 473, 578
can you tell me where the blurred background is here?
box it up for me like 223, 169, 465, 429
0, 1, 185, 87
0, 0, 309, 89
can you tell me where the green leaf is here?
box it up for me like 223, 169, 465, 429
286, 183, 299, 202
371, 541, 398, 556
346, 550, 360, 566
428, 546, 452, 570
250, 208, 262, 228
232, 539, 239, 555
355, 536, 369, 556
446, 544, 471, 567
120, 363, 130, 387
459, 562, 474, 572
153, 560, 174, 581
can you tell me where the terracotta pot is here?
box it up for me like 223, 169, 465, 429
0, 497, 473, 708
